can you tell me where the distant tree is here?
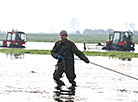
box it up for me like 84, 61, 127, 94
83, 29, 93, 34
76, 30, 81, 34
83, 29, 114, 34
107, 29, 114, 33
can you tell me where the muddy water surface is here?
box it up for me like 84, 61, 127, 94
0, 53, 138, 102
25, 42, 138, 52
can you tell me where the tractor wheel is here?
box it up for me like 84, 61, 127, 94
119, 46, 126, 51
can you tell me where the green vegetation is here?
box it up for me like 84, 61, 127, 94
0, 33, 138, 43
16, 33, 138, 44
21, 33, 138, 44
27, 34, 59, 42
26, 33, 108, 43
0, 48, 138, 59
83, 51, 138, 59
0, 49, 51, 55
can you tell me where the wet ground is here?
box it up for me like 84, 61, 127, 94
25, 42, 138, 52
0, 53, 138, 102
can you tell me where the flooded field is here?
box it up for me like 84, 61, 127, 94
25, 42, 138, 52
0, 53, 138, 102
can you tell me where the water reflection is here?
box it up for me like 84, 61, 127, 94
119, 58, 132, 61
6, 53, 25, 59
53, 86, 76, 102
109, 56, 132, 61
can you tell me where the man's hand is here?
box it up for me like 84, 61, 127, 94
57, 55, 64, 59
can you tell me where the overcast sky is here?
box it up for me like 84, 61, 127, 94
0, 0, 137, 33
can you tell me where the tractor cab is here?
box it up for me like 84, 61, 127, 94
1, 30, 27, 48
102, 31, 135, 51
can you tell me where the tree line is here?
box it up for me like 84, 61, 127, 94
75, 29, 138, 35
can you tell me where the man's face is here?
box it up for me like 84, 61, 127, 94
60, 34, 67, 41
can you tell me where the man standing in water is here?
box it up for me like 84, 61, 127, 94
51, 30, 90, 87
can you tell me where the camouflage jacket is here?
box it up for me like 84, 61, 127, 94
51, 39, 88, 68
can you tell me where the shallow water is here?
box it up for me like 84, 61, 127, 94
25, 42, 138, 52
0, 53, 138, 102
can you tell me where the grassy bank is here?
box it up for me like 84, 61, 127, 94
0, 48, 138, 59
84, 51, 138, 59
0, 49, 51, 55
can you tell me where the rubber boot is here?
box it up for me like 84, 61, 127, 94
71, 81, 76, 87
57, 80, 65, 87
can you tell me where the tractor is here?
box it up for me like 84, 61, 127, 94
102, 31, 135, 51
1, 30, 27, 48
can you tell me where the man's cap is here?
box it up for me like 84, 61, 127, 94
60, 30, 68, 36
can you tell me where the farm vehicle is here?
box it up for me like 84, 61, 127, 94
102, 31, 135, 51
1, 30, 27, 48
